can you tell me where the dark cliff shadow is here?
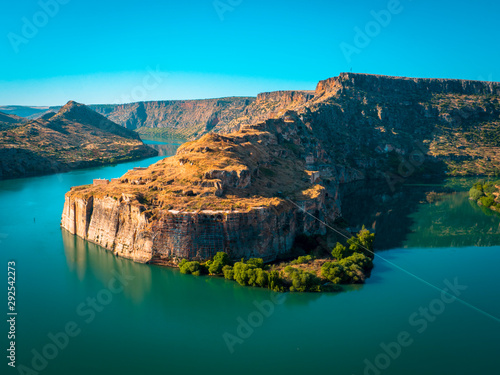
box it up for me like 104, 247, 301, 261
338, 175, 451, 251
339, 175, 500, 250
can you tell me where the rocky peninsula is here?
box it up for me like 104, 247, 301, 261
61, 73, 500, 270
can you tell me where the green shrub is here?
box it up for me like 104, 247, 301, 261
268, 271, 285, 292
322, 253, 373, 284
290, 255, 314, 265
331, 243, 350, 260
255, 269, 269, 288
340, 252, 373, 271
469, 187, 484, 201
480, 195, 495, 208
284, 267, 321, 292
207, 252, 232, 275
347, 226, 375, 258
222, 265, 234, 280
246, 258, 264, 268
321, 262, 346, 284
179, 260, 204, 276
233, 262, 251, 286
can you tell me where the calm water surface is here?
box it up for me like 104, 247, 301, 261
1, 142, 499, 375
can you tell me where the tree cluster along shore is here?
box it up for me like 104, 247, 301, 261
469, 180, 500, 213
177, 227, 375, 293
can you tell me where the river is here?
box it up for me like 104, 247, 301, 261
1, 141, 499, 375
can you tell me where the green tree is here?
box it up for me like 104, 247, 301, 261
179, 260, 203, 276
268, 271, 284, 292
480, 195, 495, 208
347, 226, 375, 258
469, 187, 484, 201
222, 265, 234, 280
331, 243, 349, 260
290, 255, 314, 265
208, 252, 232, 275
321, 262, 346, 284
246, 258, 264, 268
255, 269, 269, 288
233, 262, 251, 286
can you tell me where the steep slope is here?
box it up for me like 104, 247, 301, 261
293, 73, 500, 177
61, 73, 500, 265
90, 97, 255, 140
0, 111, 26, 130
0, 101, 157, 180
212, 90, 315, 134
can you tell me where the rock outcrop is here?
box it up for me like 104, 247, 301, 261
61, 73, 500, 263
61, 123, 328, 263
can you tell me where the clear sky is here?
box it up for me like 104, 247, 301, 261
0, 0, 498, 106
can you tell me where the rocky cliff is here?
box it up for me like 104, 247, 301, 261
212, 90, 316, 134
61, 124, 328, 263
61, 73, 500, 263
90, 97, 255, 140
0, 101, 157, 180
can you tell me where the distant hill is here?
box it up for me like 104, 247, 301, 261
0, 105, 61, 119
90, 97, 255, 140
0, 111, 27, 130
0, 101, 157, 180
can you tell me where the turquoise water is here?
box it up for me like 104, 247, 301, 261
1, 144, 499, 375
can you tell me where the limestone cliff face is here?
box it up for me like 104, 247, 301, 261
316, 73, 500, 97
62, 195, 154, 262
61, 188, 326, 263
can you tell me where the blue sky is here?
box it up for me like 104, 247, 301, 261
0, 0, 498, 105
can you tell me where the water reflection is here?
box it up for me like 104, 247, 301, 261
146, 142, 182, 156
142, 138, 183, 156
340, 178, 500, 249
62, 229, 152, 303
